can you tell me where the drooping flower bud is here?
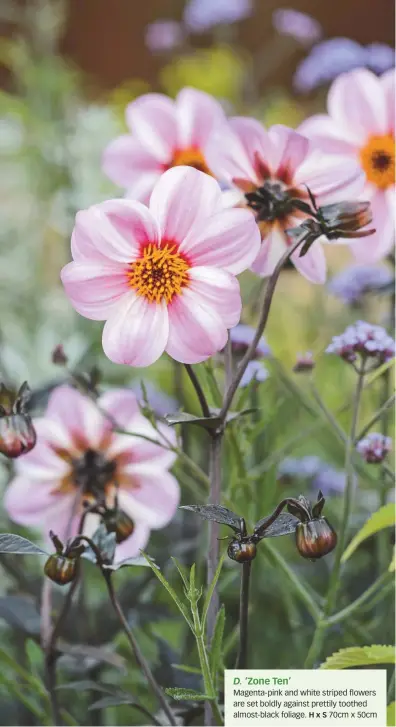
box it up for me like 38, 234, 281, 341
293, 351, 315, 373
44, 554, 78, 585
295, 518, 337, 560
0, 382, 36, 458
51, 344, 68, 366
227, 539, 257, 563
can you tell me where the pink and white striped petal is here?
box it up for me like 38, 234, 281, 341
118, 468, 179, 528
126, 93, 178, 162
4, 476, 65, 527
269, 125, 311, 177
251, 225, 288, 277
166, 287, 228, 363
295, 153, 364, 203
351, 188, 395, 263
188, 266, 241, 328
61, 261, 129, 320
179, 206, 260, 274
291, 240, 327, 284
102, 293, 169, 367
176, 87, 225, 149
328, 69, 388, 142
46, 386, 109, 450
149, 166, 223, 242
102, 135, 162, 189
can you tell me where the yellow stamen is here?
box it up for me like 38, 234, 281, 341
128, 243, 190, 304
170, 146, 212, 175
360, 134, 395, 189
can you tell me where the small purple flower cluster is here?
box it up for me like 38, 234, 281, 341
328, 265, 393, 305
293, 352, 315, 373
230, 324, 271, 388
356, 433, 392, 464
326, 321, 395, 366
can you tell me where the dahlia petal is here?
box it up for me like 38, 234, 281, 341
112, 521, 151, 563
206, 120, 259, 183
251, 225, 288, 277
111, 416, 177, 469
229, 117, 275, 173
61, 261, 129, 321
269, 125, 311, 177
381, 69, 395, 134
179, 207, 260, 273
351, 189, 395, 263
102, 135, 162, 189
99, 199, 160, 250
298, 114, 359, 153
125, 93, 177, 162
149, 166, 223, 241
328, 69, 388, 141
98, 389, 141, 430
46, 385, 109, 449
295, 152, 364, 203
176, 87, 225, 148
4, 476, 63, 526
42, 494, 80, 543
125, 172, 163, 205
166, 287, 228, 363
188, 266, 241, 328
13, 419, 71, 480
291, 240, 327, 284
75, 206, 142, 264
118, 468, 179, 528
102, 293, 169, 367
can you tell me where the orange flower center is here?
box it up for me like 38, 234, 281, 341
128, 243, 190, 304
170, 146, 212, 175
360, 134, 395, 189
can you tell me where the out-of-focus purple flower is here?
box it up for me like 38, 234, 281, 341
277, 456, 351, 496
239, 360, 269, 388
326, 321, 395, 366
365, 43, 396, 74
356, 432, 392, 464
328, 265, 394, 305
272, 9, 322, 46
132, 381, 179, 417
230, 324, 271, 358
145, 20, 184, 52
184, 0, 253, 33
294, 38, 395, 93
293, 351, 315, 373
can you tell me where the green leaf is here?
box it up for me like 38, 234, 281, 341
171, 557, 190, 589
320, 645, 395, 669
209, 605, 225, 680
141, 552, 194, 631
56, 680, 115, 693
171, 664, 203, 675
202, 551, 226, 628
165, 688, 211, 701
389, 547, 395, 573
89, 695, 136, 710
342, 504, 396, 562
165, 411, 222, 430
0, 534, 48, 556
387, 701, 395, 726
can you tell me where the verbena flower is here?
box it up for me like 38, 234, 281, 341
4, 385, 180, 561
207, 121, 364, 283
294, 38, 395, 93
325, 320, 395, 365
230, 323, 271, 357
356, 432, 392, 463
132, 380, 179, 417
299, 69, 395, 263
277, 456, 349, 496
272, 9, 322, 46
102, 87, 226, 202
145, 20, 184, 52
61, 167, 260, 367
183, 0, 252, 33
239, 359, 269, 388
328, 264, 393, 304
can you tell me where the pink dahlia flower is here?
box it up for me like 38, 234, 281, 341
4, 385, 180, 562
61, 166, 260, 367
102, 87, 226, 203
299, 69, 395, 262
206, 121, 364, 283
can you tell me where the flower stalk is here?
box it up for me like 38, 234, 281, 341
235, 561, 252, 669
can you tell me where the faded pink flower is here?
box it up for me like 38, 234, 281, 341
102, 87, 226, 203
4, 385, 180, 562
299, 69, 395, 263
61, 167, 260, 367
206, 121, 364, 283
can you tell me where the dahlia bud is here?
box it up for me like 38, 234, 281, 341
52, 344, 68, 366
44, 554, 78, 585
320, 201, 374, 237
227, 539, 257, 563
295, 518, 337, 560
0, 382, 36, 458
104, 508, 135, 544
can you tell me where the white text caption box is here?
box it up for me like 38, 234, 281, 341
225, 669, 387, 726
